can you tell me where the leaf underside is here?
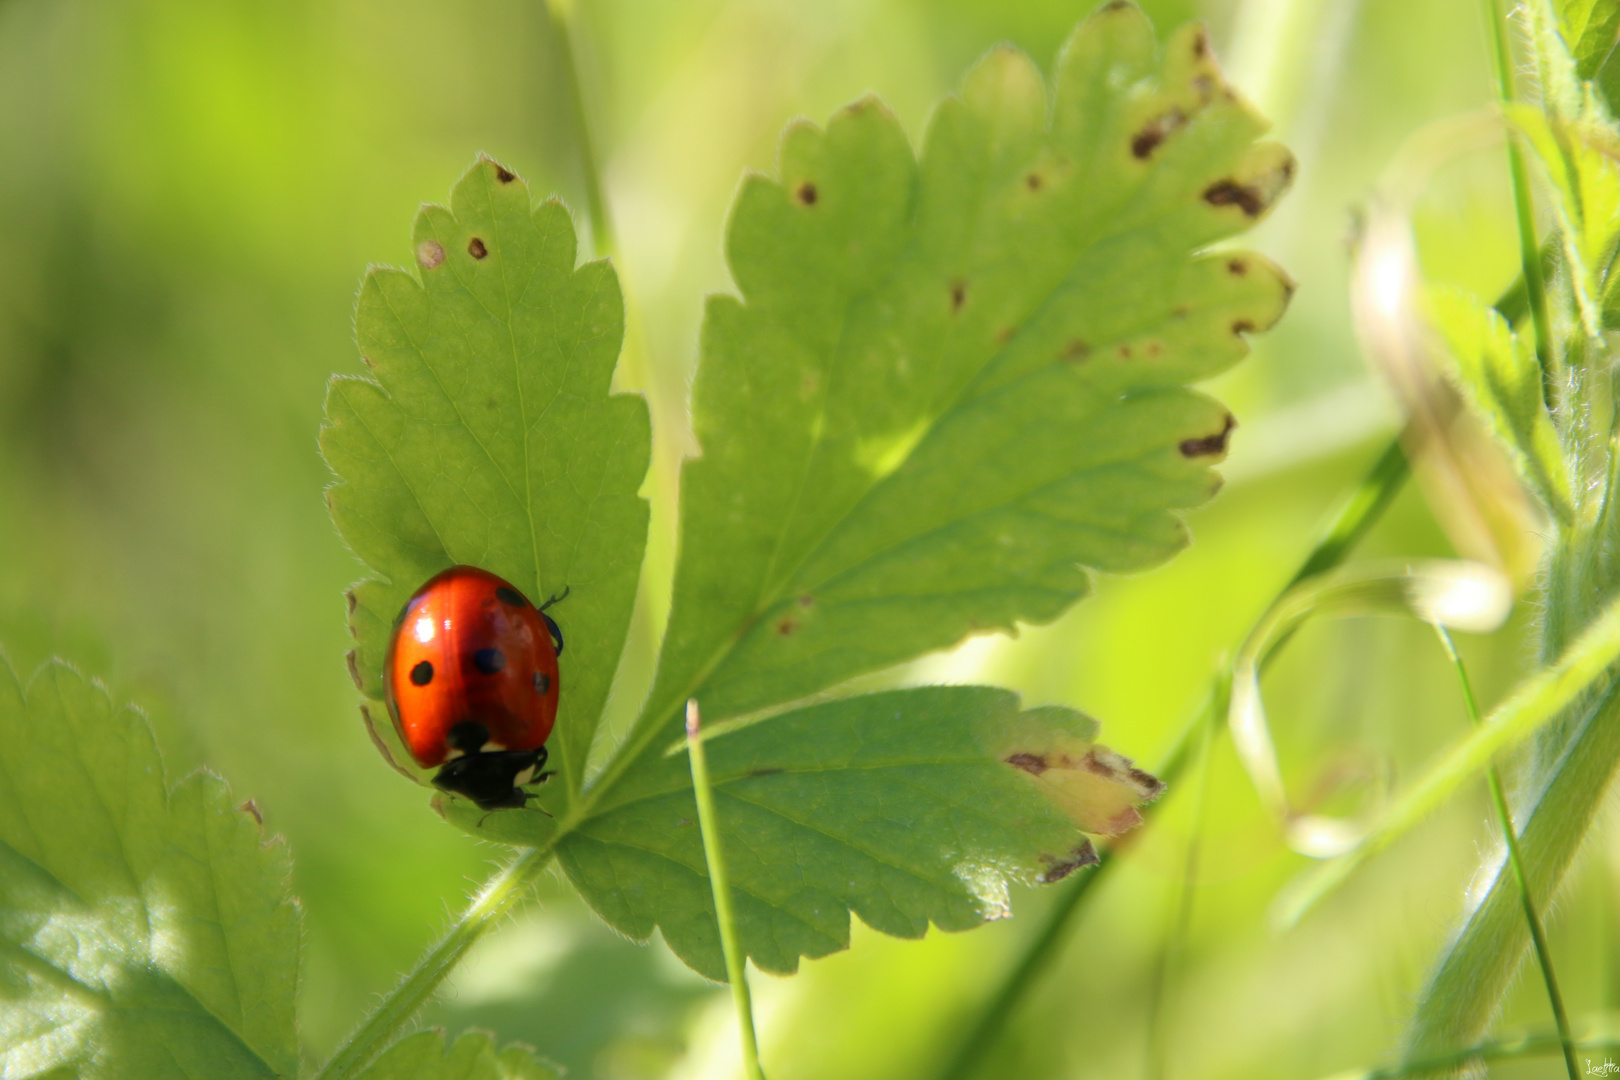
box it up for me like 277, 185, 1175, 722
0, 659, 299, 1079
561, 687, 1159, 977
320, 158, 652, 810
558, 3, 1292, 977
633, 9, 1293, 742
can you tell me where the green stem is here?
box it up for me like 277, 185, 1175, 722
1352, 1033, 1620, 1080
1142, 676, 1219, 1080
686, 699, 767, 1080
547, 0, 614, 257
1433, 626, 1578, 1080
1483, 0, 1556, 393
312, 845, 556, 1080
933, 433, 1410, 1080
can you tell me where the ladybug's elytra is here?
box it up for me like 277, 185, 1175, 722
384, 565, 565, 811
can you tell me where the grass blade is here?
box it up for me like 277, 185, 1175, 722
686, 699, 767, 1080
1433, 625, 1577, 1080
1275, 587, 1620, 926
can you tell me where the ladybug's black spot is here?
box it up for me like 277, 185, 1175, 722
495, 586, 528, 608
533, 672, 551, 695
474, 647, 506, 674
410, 660, 434, 686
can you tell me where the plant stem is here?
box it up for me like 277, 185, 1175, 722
933, 432, 1410, 1080
1433, 625, 1578, 1080
1142, 676, 1220, 1080
546, 0, 614, 257
1350, 1032, 1620, 1079
686, 699, 767, 1080
312, 845, 556, 1080
1483, 0, 1556, 391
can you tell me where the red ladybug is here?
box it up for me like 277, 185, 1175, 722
384, 565, 565, 811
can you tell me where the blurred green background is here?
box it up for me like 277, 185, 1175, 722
0, 0, 1608, 1076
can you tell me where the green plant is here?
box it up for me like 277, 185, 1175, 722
0, 3, 1303, 1074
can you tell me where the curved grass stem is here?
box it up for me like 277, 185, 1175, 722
1433, 625, 1578, 1080
933, 432, 1410, 1080
686, 699, 767, 1080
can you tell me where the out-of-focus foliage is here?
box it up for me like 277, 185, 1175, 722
0, 660, 299, 1078
0, 0, 1612, 1078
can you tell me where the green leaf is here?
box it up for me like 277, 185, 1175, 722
1556, 0, 1620, 80
612, 3, 1294, 779
320, 157, 652, 810
356, 1030, 562, 1080
1512, 6, 1620, 340
0, 657, 300, 1079
559, 687, 1161, 978
1425, 285, 1573, 516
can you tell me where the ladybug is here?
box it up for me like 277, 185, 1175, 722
384, 565, 566, 811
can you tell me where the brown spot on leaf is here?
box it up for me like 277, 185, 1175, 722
1171, 305, 1189, 319
416, 240, 446, 270
1117, 343, 1133, 360
1179, 414, 1236, 458
1232, 319, 1255, 335
1227, 258, 1248, 276
749, 767, 785, 778
1026, 172, 1043, 191
798, 594, 816, 608
776, 617, 796, 636
1005, 752, 1049, 775
1128, 765, 1168, 800
950, 280, 968, 313
996, 325, 1016, 344
345, 589, 358, 616
1038, 841, 1100, 883
1063, 339, 1092, 361
1132, 108, 1186, 160
795, 181, 818, 206
1192, 27, 1210, 58
238, 800, 263, 824
468, 237, 488, 259
494, 165, 516, 183
1100, 0, 1131, 10
1146, 340, 1163, 358
1082, 749, 1118, 777
1204, 179, 1266, 217
346, 649, 364, 692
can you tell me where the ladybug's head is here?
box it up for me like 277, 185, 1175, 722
432, 721, 549, 811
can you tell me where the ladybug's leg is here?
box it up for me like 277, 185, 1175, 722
538, 585, 570, 612
541, 611, 564, 656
